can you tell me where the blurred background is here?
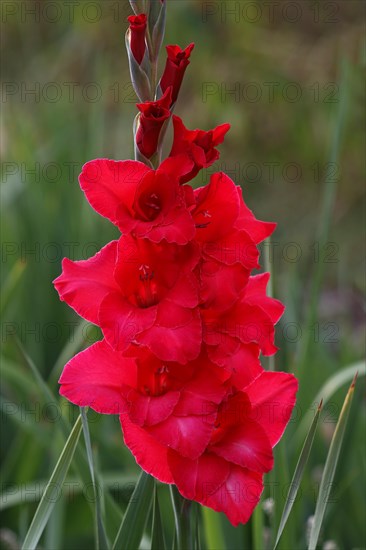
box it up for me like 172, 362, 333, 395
1, 1, 365, 548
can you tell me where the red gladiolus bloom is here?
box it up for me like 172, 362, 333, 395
58, 332, 298, 526
54, 235, 202, 364
136, 87, 172, 159
170, 116, 231, 183
160, 43, 195, 105
60, 342, 229, 458
127, 13, 147, 65
79, 155, 196, 244
120, 370, 298, 526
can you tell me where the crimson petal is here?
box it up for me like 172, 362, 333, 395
59, 340, 131, 414
53, 241, 119, 325
204, 465, 263, 526
245, 371, 299, 446
79, 159, 150, 227
120, 414, 174, 484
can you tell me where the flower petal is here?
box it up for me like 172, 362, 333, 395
245, 273, 285, 324
227, 343, 263, 390
194, 173, 240, 241
127, 389, 181, 426
120, 414, 174, 484
79, 159, 150, 226
210, 420, 273, 473
203, 230, 259, 269
59, 340, 131, 414
204, 465, 263, 526
53, 241, 119, 324
147, 412, 215, 459
138, 303, 202, 363
159, 154, 195, 183
174, 354, 229, 416
99, 291, 157, 352
223, 301, 278, 356
235, 188, 276, 243
245, 371, 299, 446
147, 205, 196, 245
199, 259, 249, 311
168, 450, 230, 501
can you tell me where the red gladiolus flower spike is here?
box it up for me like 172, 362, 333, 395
160, 43, 195, 105
170, 115, 231, 183
55, 8, 298, 529
136, 87, 172, 159
127, 13, 147, 65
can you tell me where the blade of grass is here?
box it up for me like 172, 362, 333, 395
112, 470, 154, 550
274, 400, 323, 549
151, 482, 166, 550
252, 499, 263, 550
16, 338, 123, 536
272, 439, 293, 550
1, 473, 137, 511
15, 336, 56, 407
295, 361, 365, 445
44, 493, 65, 550
21, 414, 83, 550
202, 507, 226, 550
308, 374, 357, 550
192, 502, 201, 550
170, 486, 194, 550
80, 407, 110, 550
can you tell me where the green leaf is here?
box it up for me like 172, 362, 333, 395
112, 470, 154, 550
170, 485, 194, 550
44, 492, 65, 550
1, 473, 137, 511
21, 415, 83, 550
308, 374, 357, 550
274, 400, 323, 549
151, 482, 166, 550
296, 361, 365, 445
80, 407, 110, 550
15, 337, 56, 407
252, 498, 263, 550
192, 502, 201, 550
202, 507, 226, 550
16, 339, 123, 537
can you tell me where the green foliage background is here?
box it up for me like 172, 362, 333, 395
1, 1, 365, 548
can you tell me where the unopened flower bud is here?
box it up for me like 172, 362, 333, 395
135, 87, 172, 159
159, 43, 195, 105
127, 13, 147, 65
